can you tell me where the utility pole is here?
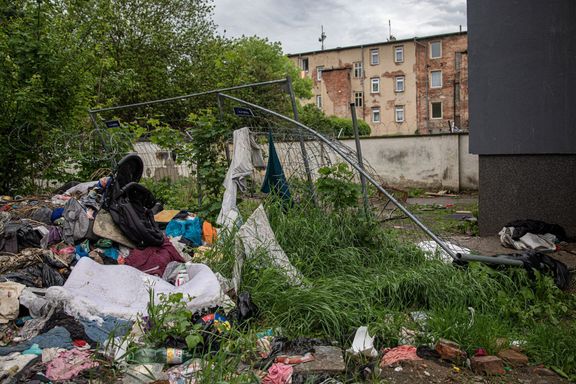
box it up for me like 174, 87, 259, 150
318, 25, 326, 50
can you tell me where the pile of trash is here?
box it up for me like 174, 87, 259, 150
0, 127, 310, 383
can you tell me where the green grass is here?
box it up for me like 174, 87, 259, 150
205, 200, 576, 379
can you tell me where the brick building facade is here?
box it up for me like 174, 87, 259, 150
288, 32, 468, 136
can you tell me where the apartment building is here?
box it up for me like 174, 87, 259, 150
288, 32, 468, 136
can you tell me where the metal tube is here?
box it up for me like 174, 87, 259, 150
218, 92, 459, 260
350, 103, 369, 212
286, 76, 316, 204
459, 254, 524, 267
89, 79, 288, 114
216, 94, 231, 165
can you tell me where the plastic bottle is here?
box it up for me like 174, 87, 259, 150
128, 348, 193, 365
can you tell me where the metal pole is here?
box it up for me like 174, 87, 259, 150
218, 92, 459, 260
350, 103, 369, 213
286, 76, 316, 204
184, 130, 202, 207
89, 79, 288, 114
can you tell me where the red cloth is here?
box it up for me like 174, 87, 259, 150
380, 345, 422, 367
262, 363, 293, 384
125, 237, 184, 276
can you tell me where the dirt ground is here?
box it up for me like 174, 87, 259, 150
378, 359, 569, 384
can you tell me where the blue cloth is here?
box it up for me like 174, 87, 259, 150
51, 207, 64, 223
261, 131, 291, 201
103, 247, 119, 260
80, 316, 132, 344
0, 327, 73, 356
166, 217, 202, 247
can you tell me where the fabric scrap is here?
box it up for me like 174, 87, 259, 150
380, 345, 422, 367
80, 316, 132, 344
0, 282, 25, 323
45, 348, 98, 381
262, 363, 293, 384
0, 352, 37, 380
0, 326, 73, 356
126, 237, 185, 276
217, 127, 265, 231
261, 131, 291, 202
166, 217, 202, 247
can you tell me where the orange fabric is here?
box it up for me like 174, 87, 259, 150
202, 221, 217, 245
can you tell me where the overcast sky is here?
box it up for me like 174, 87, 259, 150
212, 0, 467, 54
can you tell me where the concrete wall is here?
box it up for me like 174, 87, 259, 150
340, 133, 477, 191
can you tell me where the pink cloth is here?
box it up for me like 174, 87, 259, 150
46, 349, 98, 381
380, 345, 422, 367
126, 237, 184, 276
263, 363, 293, 384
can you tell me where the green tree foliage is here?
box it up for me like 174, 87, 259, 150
0, 0, 311, 194
299, 104, 371, 137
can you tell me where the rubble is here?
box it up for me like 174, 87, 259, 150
470, 355, 506, 376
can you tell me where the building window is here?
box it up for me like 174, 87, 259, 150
394, 46, 404, 63
372, 107, 381, 123
354, 91, 363, 107
370, 77, 380, 93
353, 62, 363, 78
431, 102, 442, 119
395, 76, 405, 92
316, 95, 322, 109
395, 106, 405, 123
430, 70, 442, 88
301, 57, 309, 72
430, 41, 441, 59
316, 66, 323, 81
370, 48, 379, 65
455, 52, 462, 71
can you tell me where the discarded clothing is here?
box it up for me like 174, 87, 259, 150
166, 358, 203, 384
263, 363, 293, 384
217, 127, 265, 230
504, 219, 567, 241
0, 352, 37, 381
0, 282, 25, 323
202, 221, 217, 245
40, 310, 91, 341
126, 237, 185, 276
166, 217, 202, 247
45, 348, 98, 381
80, 316, 132, 344
40, 226, 62, 249
0, 248, 44, 276
62, 198, 90, 244
504, 251, 570, 290
0, 223, 42, 253
261, 131, 291, 202
380, 345, 422, 367
30, 207, 53, 225
499, 227, 557, 251
0, 262, 64, 288
45, 257, 229, 321
234, 205, 304, 292
0, 326, 73, 356
64, 180, 99, 196
417, 240, 470, 264
93, 209, 136, 249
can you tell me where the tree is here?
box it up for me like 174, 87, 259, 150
299, 104, 371, 137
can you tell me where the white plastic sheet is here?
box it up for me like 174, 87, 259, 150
417, 240, 470, 264
233, 204, 303, 292
45, 257, 228, 322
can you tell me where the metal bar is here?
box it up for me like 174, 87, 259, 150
218, 92, 459, 260
286, 76, 316, 204
89, 79, 288, 114
350, 102, 369, 212
460, 254, 524, 267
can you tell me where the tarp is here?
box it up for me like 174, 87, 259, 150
261, 131, 291, 202
45, 257, 229, 322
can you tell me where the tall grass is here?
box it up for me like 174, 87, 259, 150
207, 201, 576, 377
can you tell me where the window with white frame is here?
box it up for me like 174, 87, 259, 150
430, 70, 442, 88
394, 46, 404, 63
395, 76, 405, 92
430, 41, 442, 59
395, 106, 405, 122
301, 58, 309, 72
354, 91, 363, 107
353, 62, 363, 78
316, 66, 323, 81
431, 102, 442, 119
316, 95, 322, 109
370, 48, 379, 65
372, 107, 381, 123
370, 77, 380, 93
